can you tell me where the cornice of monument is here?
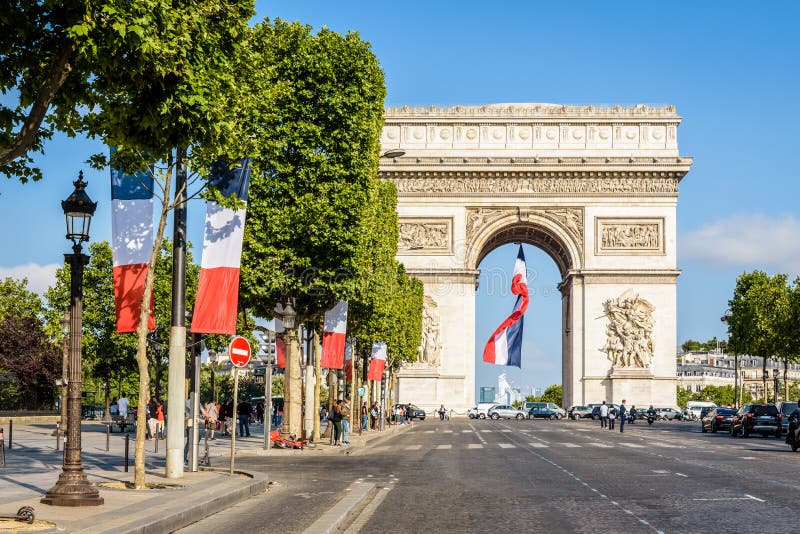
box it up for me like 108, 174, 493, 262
384, 103, 681, 121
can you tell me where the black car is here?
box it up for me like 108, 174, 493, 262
701, 407, 737, 433
730, 404, 781, 438
528, 407, 559, 420
778, 402, 798, 433
396, 403, 426, 421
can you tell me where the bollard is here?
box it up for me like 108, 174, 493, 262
55, 423, 60, 451
154, 432, 158, 453
0, 428, 5, 467
106, 423, 110, 452
124, 433, 130, 472
8, 420, 11, 450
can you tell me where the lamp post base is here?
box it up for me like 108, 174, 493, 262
41, 472, 103, 507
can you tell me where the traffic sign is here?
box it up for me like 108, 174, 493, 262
229, 336, 251, 368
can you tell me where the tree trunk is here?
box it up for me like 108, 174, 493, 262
132, 158, 173, 489
313, 325, 321, 442
286, 328, 302, 437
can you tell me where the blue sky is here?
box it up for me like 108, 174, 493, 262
2, 2, 799, 399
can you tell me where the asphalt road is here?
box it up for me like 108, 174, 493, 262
177, 417, 800, 533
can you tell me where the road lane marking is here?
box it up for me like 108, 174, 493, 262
435, 444, 451, 450
442, 430, 453, 433
674, 473, 687, 477
498, 443, 516, 448
461, 430, 472, 433
467, 444, 483, 449
404, 445, 422, 450
481, 430, 493, 433
424, 430, 435, 434
528, 443, 548, 448
620, 443, 644, 448
561, 443, 581, 448
693, 494, 764, 502
501, 429, 512, 433
590, 443, 612, 448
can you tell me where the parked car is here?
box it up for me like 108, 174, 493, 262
395, 403, 426, 421
778, 401, 798, 433
701, 407, 737, 433
568, 406, 593, 420
656, 407, 683, 420
590, 404, 618, 420
528, 406, 560, 420
487, 405, 527, 420
730, 404, 781, 438
525, 402, 567, 418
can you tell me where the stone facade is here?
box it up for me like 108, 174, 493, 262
381, 103, 692, 412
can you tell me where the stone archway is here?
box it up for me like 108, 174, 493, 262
380, 103, 692, 412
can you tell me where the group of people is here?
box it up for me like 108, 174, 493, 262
327, 398, 351, 445
597, 400, 634, 433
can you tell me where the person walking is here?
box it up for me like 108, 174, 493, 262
156, 399, 165, 439
237, 399, 252, 437
331, 400, 344, 445
608, 406, 616, 430
147, 397, 159, 442
599, 401, 609, 428
361, 402, 369, 430
205, 400, 219, 440
438, 404, 447, 421
618, 399, 627, 433
341, 398, 351, 444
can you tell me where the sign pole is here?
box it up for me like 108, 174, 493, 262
230, 367, 238, 476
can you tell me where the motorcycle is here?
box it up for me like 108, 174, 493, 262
647, 413, 655, 425
787, 415, 800, 452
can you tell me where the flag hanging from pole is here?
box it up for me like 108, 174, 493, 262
483, 245, 529, 367
191, 160, 251, 334
110, 156, 156, 333
344, 339, 353, 380
321, 301, 348, 368
274, 317, 286, 369
368, 342, 387, 381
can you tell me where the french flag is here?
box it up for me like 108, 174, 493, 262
483, 245, 529, 367
191, 160, 251, 335
344, 339, 353, 379
111, 162, 156, 333
273, 316, 286, 369
367, 342, 387, 381
320, 301, 348, 369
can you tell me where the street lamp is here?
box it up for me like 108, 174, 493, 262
260, 349, 275, 451
42, 172, 103, 506
720, 310, 738, 408
208, 349, 218, 403
774, 368, 780, 403
281, 301, 297, 436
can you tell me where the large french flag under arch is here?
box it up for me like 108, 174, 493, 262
191, 160, 251, 334
321, 301, 348, 369
111, 162, 156, 333
483, 245, 529, 367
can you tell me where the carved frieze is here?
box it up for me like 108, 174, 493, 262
595, 218, 664, 255
387, 176, 680, 195
398, 218, 452, 254
600, 290, 655, 370
413, 295, 442, 368
465, 208, 514, 242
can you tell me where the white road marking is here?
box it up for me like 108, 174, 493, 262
442, 430, 453, 433
561, 443, 581, 448
462, 429, 472, 433
404, 445, 422, 450
501, 429, 512, 433
575, 428, 591, 432
481, 430, 493, 433
590, 443, 612, 448
498, 443, 516, 448
675, 473, 688, 478
528, 443, 548, 448
467, 443, 484, 449
744, 494, 765, 502
621, 443, 644, 448
424, 430, 435, 434
693, 494, 764, 502
435, 444, 451, 450
740, 456, 758, 460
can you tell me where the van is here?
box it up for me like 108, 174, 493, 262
686, 401, 716, 419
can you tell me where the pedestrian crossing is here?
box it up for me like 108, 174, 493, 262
385, 440, 674, 451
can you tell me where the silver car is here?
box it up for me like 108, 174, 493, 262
487, 405, 527, 420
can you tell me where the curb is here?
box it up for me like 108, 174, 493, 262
69, 470, 269, 534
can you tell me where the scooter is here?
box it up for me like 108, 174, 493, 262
647, 414, 655, 425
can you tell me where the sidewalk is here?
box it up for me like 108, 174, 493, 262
0, 419, 407, 533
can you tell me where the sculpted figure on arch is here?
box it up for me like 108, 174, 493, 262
600, 290, 655, 369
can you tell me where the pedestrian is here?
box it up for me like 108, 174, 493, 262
147, 397, 159, 442
256, 402, 264, 425
237, 399, 252, 437
608, 406, 616, 430
205, 400, 219, 440
117, 395, 129, 419
619, 399, 627, 433
110, 398, 119, 417
275, 405, 283, 429
370, 402, 378, 430
342, 397, 351, 444
361, 402, 368, 430
156, 399, 165, 439
438, 404, 447, 421
599, 401, 609, 428
331, 400, 343, 445
629, 404, 636, 424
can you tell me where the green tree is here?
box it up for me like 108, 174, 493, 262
676, 387, 693, 409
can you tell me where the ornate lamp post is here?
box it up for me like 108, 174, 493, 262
720, 310, 738, 407
58, 312, 70, 435
773, 367, 780, 403
208, 349, 218, 402
42, 172, 103, 507
281, 301, 298, 436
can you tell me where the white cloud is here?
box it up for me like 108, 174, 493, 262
0, 263, 59, 294
681, 213, 800, 273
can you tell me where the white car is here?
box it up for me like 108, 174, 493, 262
487, 405, 527, 420
468, 403, 496, 419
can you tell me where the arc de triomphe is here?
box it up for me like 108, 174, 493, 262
378, 103, 692, 412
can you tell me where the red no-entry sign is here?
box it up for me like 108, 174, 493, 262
229, 336, 251, 368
